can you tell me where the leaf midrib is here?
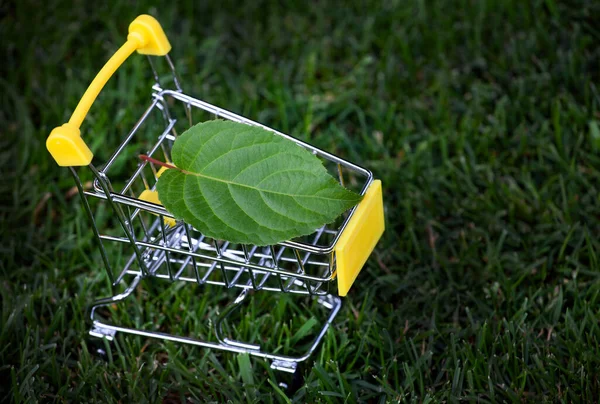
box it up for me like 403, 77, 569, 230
179, 169, 352, 202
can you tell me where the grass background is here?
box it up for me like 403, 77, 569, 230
3, 0, 600, 401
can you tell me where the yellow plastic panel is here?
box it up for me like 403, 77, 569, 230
335, 180, 385, 296
128, 15, 171, 56
139, 189, 176, 227
156, 166, 169, 178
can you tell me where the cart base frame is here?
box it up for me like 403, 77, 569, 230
89, 273, 342, 374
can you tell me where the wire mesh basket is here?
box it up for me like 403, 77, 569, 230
47, 15, 384, 374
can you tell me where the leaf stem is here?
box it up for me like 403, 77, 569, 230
139, 154, 179, 170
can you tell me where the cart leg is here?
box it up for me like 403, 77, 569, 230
214, 288, 260, 351
287, 362, 306, 395
271, 360, 305, 395
88, 274, 141, 341
69, 167, 115, 286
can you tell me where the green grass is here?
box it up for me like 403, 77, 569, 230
3, 0, 600, 401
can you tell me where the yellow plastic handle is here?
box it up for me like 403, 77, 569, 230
47, 15, 171, 166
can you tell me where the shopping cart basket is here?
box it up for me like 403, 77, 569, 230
46, 15, 385, 374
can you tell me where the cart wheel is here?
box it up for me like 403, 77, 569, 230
271, 359, 305, 394
87, 335, 113, 362
88, 326, 117, 361
286, 362, 306, 395
93, 344, 109, 360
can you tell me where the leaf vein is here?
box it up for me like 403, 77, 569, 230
183, 126, 254, 169
199, 138, 281, 173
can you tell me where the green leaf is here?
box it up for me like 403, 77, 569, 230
156, 120, 362, 246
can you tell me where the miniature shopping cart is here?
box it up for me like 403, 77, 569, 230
47, 15, 384, 374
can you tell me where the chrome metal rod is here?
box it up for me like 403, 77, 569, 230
89, 274, 342, 372
70, 167, 115, 285
90, 165, 148, 277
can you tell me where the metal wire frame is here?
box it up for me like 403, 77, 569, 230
97, 215, 334, 295
95, 88, 373, 252
78, 85, 373, 295
71, 53, 371, 372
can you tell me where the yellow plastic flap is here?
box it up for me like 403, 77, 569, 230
139, 186, 176, 227
335, 180, 385, 296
